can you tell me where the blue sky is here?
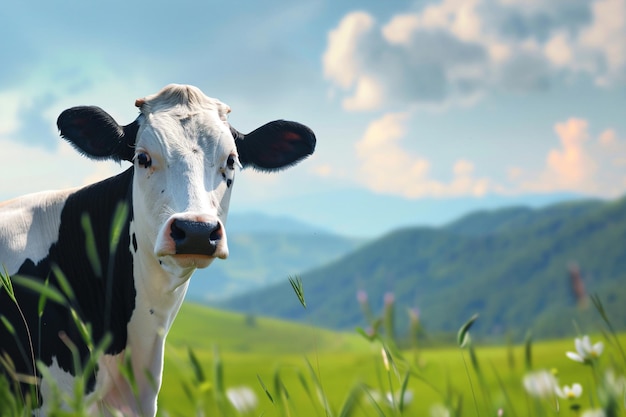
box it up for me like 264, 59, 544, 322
1, 0, 625, 236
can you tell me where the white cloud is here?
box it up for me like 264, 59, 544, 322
547, 118, 595, 187
544, 32, 574, 68
343, 75, 385, 111
352, 112, 626, 199
323, 12, 375, 90
323, 0, 626, 111
513, 118, 626, 196
355, 112, 492, 198
382, 14, 420, 45
579, 0, 626, 85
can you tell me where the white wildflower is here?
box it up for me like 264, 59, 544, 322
523, 370, 558, 398
226, 386, 258, 413
430, 404, 451, 417
385, 389, 414, 406
555, 383, 582, 399
566, 335, 604, 363
367, 388, 413, 407
604, 369, 626, 396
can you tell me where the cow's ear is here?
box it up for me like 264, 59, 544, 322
57, 106, 137, 162
233, 120, 316, 171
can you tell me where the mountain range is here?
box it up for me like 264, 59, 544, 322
187, 212, 363, 301
217, 196, 626, 341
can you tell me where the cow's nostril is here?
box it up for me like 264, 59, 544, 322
209, 224, 222, 242
170, 220, 186, 242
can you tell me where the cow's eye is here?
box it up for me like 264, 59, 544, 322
226, 155, 236, 170
136, 152, 152, 168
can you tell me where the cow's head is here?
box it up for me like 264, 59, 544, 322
57, 84, 315, 277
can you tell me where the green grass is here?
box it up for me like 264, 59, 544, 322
158, 302, 626, 417
3, 270, 625, 416
167, 303, 370, 354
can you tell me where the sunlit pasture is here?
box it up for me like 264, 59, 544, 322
158, 303, 626, 417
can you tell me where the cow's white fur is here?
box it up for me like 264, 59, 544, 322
0, 85, 241, 416
0, 189, 75, 273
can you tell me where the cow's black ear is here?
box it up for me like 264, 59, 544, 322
57, 106, 137, 162
233, 120, 316, 171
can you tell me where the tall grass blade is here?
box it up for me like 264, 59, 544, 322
295, 368, 322, 417
213, 345, 231, 417
398, 371, 410, 412
590, 293, 626, 363
0, 315, 15, 336
51, 264, 76, 302
1, 272, 41, 402
69, 308, 93, 350
0, 265, 16, 302
187, 347, 205, 383
81, 212, 102, 278
288, 275, 306, 309
457, 313, 478, 348
337, 384, 361, 417
490, 362, 519, 417
524, 331, 533, 371
305, 357, 333, 416
460, 348, 480, 417
119, 348, 139, 398
109, 202, 129, 255
257, 374, 275, 404
37, 278, 50, 319
10, 275, 66, 306
361, 385, 388, 417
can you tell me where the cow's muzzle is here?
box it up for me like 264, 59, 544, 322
170, 219, 223, 256
155, 215, 229, 264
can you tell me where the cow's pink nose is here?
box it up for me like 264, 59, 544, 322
170, 219, 223, 256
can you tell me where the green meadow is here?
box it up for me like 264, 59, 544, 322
159, 303, 626, 417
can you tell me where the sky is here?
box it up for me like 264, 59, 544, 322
1, 0, 625, 237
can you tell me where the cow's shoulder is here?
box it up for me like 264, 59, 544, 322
0, 188, 77, 275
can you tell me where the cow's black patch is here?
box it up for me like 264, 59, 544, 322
0, 167, 137, 401
132, 233, 138, 253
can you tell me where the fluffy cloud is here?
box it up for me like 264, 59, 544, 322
547, 119, 595, 186
515, 118, 626, 196
355, 112, 491, 198
352, 113, 625, 199
324, 0, 626, 111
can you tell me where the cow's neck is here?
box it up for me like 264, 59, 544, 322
107, 181, 195, 416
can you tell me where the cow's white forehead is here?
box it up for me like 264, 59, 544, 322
135, 84, 235, 157
138, 84, 231, 119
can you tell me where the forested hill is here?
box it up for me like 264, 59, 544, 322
219, 196, 626, 340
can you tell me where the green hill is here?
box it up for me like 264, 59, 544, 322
218, 196, 626, 341
188, 226, 363, 301
168, 303, 369, 354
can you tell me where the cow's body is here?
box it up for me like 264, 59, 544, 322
0, 84, 315, 416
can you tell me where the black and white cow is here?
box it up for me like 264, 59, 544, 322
0, 84, 315, 416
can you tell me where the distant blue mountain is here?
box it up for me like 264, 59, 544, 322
234, 189, 585, 237
187, 212, 363, 302
219, 195, 626, 341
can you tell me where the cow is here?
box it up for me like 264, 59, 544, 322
0, 84, 315, 416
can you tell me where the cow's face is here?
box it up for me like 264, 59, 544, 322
57, 84, 315, 278
132, 87, 236, 274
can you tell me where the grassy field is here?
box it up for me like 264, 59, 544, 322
158, 303, 626, 417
